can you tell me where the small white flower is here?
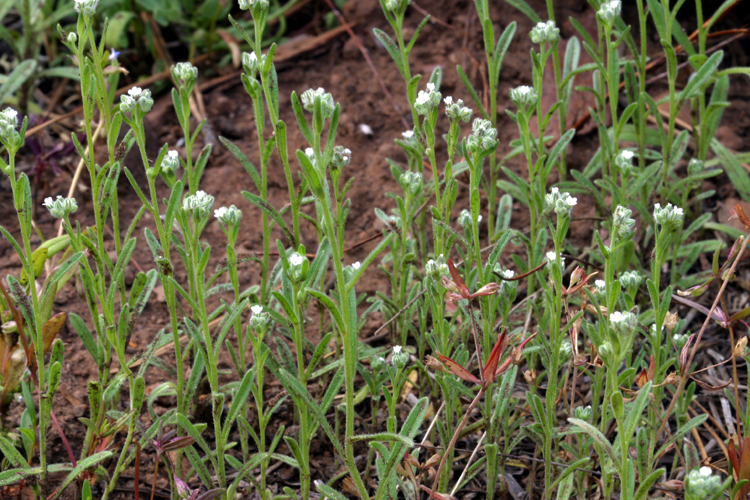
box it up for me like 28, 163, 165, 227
402, 130, 414, 139
128, 87, 143, 97
301, 87, 335, 119
162, 150, 180, 172
171, 62, 198, 87
595, 279, 606, 289
238, 0, 269, 10
0, 108, 19, 140
43, 195, 78, 219
289, 253, 305, 267
612, 205, 635, 237
502, 269, 514, 279
444, 96, 453, 105
249, 303, 270, 332
615, 150, 635, 174
610, 311, 637, 336
414, 83, 441, 115
699, 467, 712, 477
653, 203, 684, 228
546, 251, 565, 270
120, 87, 153, 113
214, 205, 242, 228
510, 85, 538, 108
251, 305, 263, 315
182, 190, 214, 217
393, 345, 402, 354
530, 20, 560, 44
73, 0, 99, 16
352, 262, 361, 270
425, 255, 449, 278
391, 345, 409, 368
545, 188, 577, 217
598, 0, 621, 24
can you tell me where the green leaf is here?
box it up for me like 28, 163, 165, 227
504, 0, 541, 23
373, 28, 405, 76
712, 140, 750, 202
52, 451, 114, 500
0, 59, 36, 105
221, 136, 261, 191
456, 64, 489, 119
568, 417, 618, 467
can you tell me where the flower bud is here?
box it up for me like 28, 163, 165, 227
182, 190, 214, 218
546, 250, 565, 270
249, 304, 270, 333
673, 333, 689, 350
371, 355, 386, 372
609, 311, 637, 336
619, 270, 642, 290
425, 255, 449, 279
444, 96, 472, 122
545, 187, 577, 217
653, 203, 684, 228
301, 87, 335, 120
384, 0, 410, 12
73, 0, 99, 17
399, 171, 423, 197
612, 205, 635, 238
331, 145, 351, 170
614, 150, 635, 175
466, 118, 498, 154
214, 205, 242, 228
510, 85, 538, 109
664, 311, 678, 334
239, 0, 269, 10
120, 87, 153, 114
66, 32, 78, 44
162, 150, 180, 172
530, 20, 560, 44
597, 0, 621, 26
414, 83, 441, 115
559, 339, 573, 360
574, 405, 592, 420
171, 62, 198, 89
458, 209, 482, 228
288, 252, 309, 282
0, 108, 19, 144
43, 195, 78, 219
391, 345, 409, 369
594, 279, 606, 298
242, 51, 267, 76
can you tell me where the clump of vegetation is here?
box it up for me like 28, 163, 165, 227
2, 0, 750, 498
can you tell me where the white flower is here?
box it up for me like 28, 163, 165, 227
545, 187, 577, 217
162, 150, 180, 172
614, 150, 635, 174
251, 305, 263, 315
289, 253, 305, 267
391, 345, 409, 368
182, 190, 214, 217
612, 205, 635, 237
530, 20, 560, 44
510, 85, 538, 108
546, 251, 565, 270
426, 255, 449, 278
171, 62, 198, 87
120, 87, 153, 113
445, 97, 473, 122
73, 0, 99, 16
242, 52, 267, 75
402, 130, 414, 139
393, 345, 402, 354
699, 467, 712, 476
249, 304, 270, 332
128, 87, 143, 97
653, 203, 684, 228
609, 311, 637, 335
466, 118, 498, 152
352, 262, 361, 270
300, 87, 335, 119
0, 108, 19, 140
598, 0, 621, 24
214, 205, 242, 227
43, 195, 78, 219
238, 0, 269, 10
502, 269, 514, 279
414, 83, 441, 115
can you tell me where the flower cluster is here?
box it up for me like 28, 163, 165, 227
425, 255, 450, 279
331, 145, 351, 170
239, 0, 269, 11
530, 20, 559, 44
510, 85, 538, 109
619, 270, 642, 289
684, 467, 722, 500
458, 209, 482, 228
594, 279, 606, 298
214, 205, 242, 227
653, 203, 684, 228
242, 52, 268, 76
162, 150, 180, 172
43, 195, 78, 219
414, 83, 441, 115
614, 150, 635, 174
171, 62, 198, 89
612, 205, 635, 237
391, 345, 409, 369
609, 311, 637, 336
0, 108, 19, 143
288, 252, 308, 282
545, 187, 577, 217
443, 96, 472, 122
466, 118, 498, 153
301, 87, 335, 119
73, 0, 99, 17
120, 87, 154, 114
384, 0, 410, 12
597, 0, 621, 25
399, 171, 423, 197
574, 405, 592, 420
688, 158, 705, 176
182, 190, 214, 218
249, 305, 270, 334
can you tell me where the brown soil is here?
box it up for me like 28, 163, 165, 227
2, 0, 750, 498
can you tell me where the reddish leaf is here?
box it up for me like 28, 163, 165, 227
447, 260, 470, 299
482, 329, 508, 383
436, 353, 480, 385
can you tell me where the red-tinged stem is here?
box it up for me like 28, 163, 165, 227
134, 443, 141, 500
427, 387, 485, 500
50, 410, 77, 467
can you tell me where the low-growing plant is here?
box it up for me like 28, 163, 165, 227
3, 0, 750, 499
